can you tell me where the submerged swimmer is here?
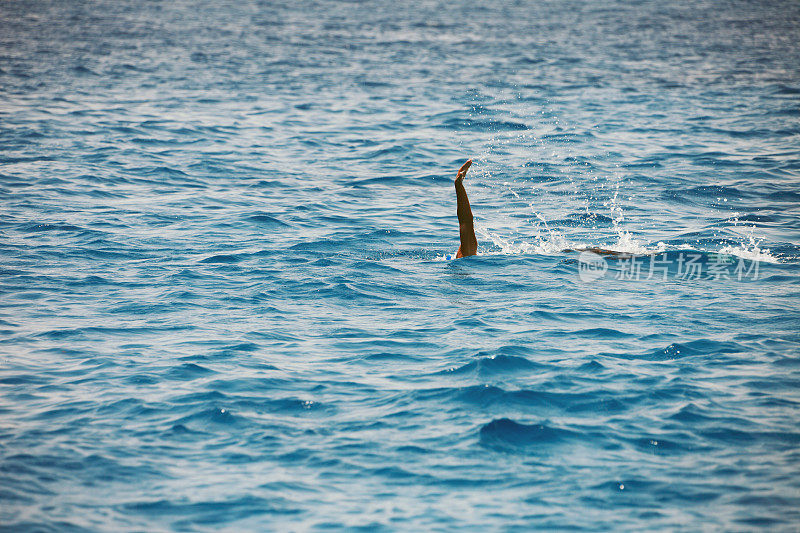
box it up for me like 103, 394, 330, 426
452, 159, 627, 258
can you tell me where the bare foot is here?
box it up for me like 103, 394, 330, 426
455, 159, 472, 183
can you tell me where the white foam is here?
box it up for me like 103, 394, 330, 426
718, 235, 779, 264
476, 213, 779, 263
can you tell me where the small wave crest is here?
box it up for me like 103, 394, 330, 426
479, 418, 576, 449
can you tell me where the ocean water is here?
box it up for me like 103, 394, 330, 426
2, 0, 800, 530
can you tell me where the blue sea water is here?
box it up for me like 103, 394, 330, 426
2, 0, 800, 530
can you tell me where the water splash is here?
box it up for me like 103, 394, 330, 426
719, 213, 780, 263
473, 167, 779, 263
719, 234, 779, 263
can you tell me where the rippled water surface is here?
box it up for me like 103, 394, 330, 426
2, 0, 800, 530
